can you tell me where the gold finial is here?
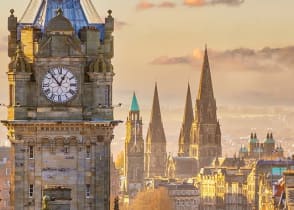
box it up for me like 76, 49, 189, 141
108, 10, 112, 16
10, 9, 14, 15
56, 8, 63, 16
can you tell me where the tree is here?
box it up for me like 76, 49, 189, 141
129, 187, 174, 210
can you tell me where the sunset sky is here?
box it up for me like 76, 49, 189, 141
0, 0, 294, 156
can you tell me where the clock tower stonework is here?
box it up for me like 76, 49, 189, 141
3, 1, 116, 210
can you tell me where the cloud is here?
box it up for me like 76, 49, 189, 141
136, 1, 156, 10
184, 0, 244, 7
115, 20, 128, 30
158, 1, 177, 8
151, 56, 192, 65
150, 46, 294, 73
0, 36, 7, 52
136, 1, 176, 11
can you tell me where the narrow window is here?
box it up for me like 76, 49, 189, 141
64, 146, 69, 154
105, 85, 111, 107
86, 146, 91, 159
29, 146, 34, 159
86, 184, 90, 197
9, 84, 14, 106
29, 184, 34, 198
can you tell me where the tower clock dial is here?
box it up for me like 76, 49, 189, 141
42, 67, 78, 103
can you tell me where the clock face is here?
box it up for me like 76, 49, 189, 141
42, 67, 78, 103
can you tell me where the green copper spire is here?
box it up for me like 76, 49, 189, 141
130, 92, 140, 112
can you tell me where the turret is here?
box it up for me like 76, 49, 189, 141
124, 93, 144, 196
7, 44, 32, 120
8, 9, 18, 58
104, 10, 114, 59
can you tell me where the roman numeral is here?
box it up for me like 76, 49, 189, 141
58, 95, 62, 102
69, 89, 76, 95
44, 89, 50, 94
70, 83, 77, 87
50, 94, 56, 101
43, 83, 49, 88
58, 67, 62, 74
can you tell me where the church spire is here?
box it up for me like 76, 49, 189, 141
150, 83, 163, 128
197, 46, 214, 100
178, 83, 194, 156
145, 83, 167, 177
130, 92, 140, 112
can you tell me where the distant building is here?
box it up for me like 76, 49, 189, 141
124, 93, 145, 197
198, 158, 251, 210
166, 154, 198, 180
145, 84, 167, 178
284, 170, 294, 210
111, 155, 120, 199
239, 133, 284, 160
0, 147, 11, 210
247, 159, 294, 210
160, 182, 200, 210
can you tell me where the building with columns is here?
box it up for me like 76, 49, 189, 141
2, 0, 117, 209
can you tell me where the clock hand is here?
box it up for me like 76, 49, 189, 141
49, 72, 61, 86
60, 71, 69, 85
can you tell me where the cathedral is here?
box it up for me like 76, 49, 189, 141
124, 47, 222, 189
3, 0, 116, 209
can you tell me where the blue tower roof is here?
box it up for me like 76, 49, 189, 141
131, 93, 140, 112
20, 0, 105, 37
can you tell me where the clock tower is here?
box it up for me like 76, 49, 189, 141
3, 1, 116, 210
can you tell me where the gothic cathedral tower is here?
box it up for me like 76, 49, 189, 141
145, 84, 167, 178
3, 1, 116, 210
124, 93, 144, 197
190, 47, 222, 170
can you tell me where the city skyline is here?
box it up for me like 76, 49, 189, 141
0, 0, 294, 157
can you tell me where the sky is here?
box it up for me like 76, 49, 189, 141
1, 0, 294, 156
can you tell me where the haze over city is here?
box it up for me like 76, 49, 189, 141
1, 0, 294, 157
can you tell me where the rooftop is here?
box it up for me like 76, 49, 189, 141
20, 0, 104, 35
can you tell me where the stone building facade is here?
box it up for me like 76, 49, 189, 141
124, 93, 145, 197
3, 1, 117, 209
198, 158, 252, 210
0, 147, 11, 210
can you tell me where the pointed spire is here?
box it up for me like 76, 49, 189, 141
197, 45, 214, 100
146, 83, 166, 143
130, 92, 140, 112
178, 83, 194, 156
182, 83, 194, 126
150, 83, 162, 124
